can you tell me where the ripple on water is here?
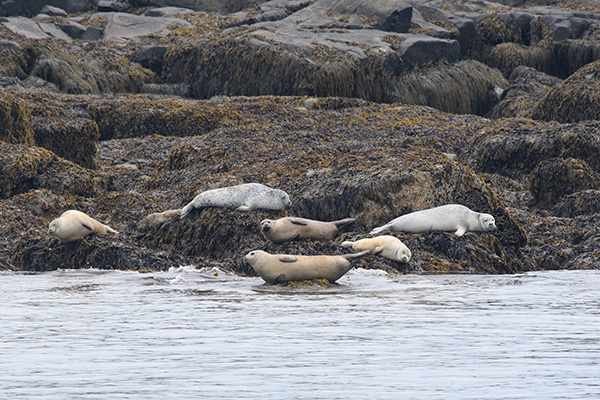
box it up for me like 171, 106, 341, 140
0, 269, 599, 400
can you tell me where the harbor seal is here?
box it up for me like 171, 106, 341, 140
243, 250, 369, 284
138, 209, 181, 229
260, 217, 356, 244
181, 183, 291, 217
49, 210, 118, 243
370, 204, 496, 236
340, 235, 411, 263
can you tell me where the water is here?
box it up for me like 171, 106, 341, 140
1, 268, 599, 400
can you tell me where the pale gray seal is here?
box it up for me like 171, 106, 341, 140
260, 217, 356, 244
138, 209, 181, 229
181, 183, 291, 217
49, 210, 118, 243
370, 204, 496, 236
243, 249, 369, 284
341, 235, 411, 263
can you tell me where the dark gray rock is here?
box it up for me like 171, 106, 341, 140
489, 65, 561, 119
59, 21, 86, 38
40, 5, 68, 17
80, 26, 103, 41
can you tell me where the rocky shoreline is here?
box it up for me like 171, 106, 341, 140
1, 0, 600, 274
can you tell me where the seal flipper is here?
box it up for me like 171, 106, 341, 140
80, 221, 94, 231
343, 250, 370, 262
373, 246, 384, 255
279, 255, 298, 263
340, 240, 355, 248
333, 218, 356, 228
289, 218, 308, 226
273, 274, 287, 284
455, 226, 467, 236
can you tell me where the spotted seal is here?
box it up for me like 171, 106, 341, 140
49, 210, 118, 243
243, 249, 369, 284
341, 235, 411, 263
260, 216, 355, 244
181, 183, 291, 217
370, 204, 496, 236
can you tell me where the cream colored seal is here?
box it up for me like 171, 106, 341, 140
243, 250, 369, 284
181, 183, 291, 217
341, 235, 411, 263
260, 217, 355, 244
48, 210, 118, 243
138, 209, 181, 229
370, 204, 496, 236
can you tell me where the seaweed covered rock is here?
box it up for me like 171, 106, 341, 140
0, 87, 34, 144
33, 117, 100, 169
530, 60, 600, 123
0, 142, 55, 198
529, 158, 600, 209
489, 65, 561, 119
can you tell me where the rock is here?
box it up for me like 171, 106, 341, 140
489, 65, 561, 119
40, 5, 68, 17
97, 0, 130, 12
33, 117, 100, 169
58, 21, 86, 38
0, 142, 56, 199
2, 16, 55, 39
555, 190, 600, 218
530, 60, 600, 123
80, 26, 103, 41
0, 0, 47, 17
470, 120, 600, 177
144, 7, 195, 17
0, 88, 34, 144
102, 12, 194, 40
530, 158, 600, 208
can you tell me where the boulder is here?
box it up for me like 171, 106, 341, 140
530, 158, 600, 208
102, 12, 193, 41
489, 65, 561, 119
0, 88, 34, 145
0, 142, 56, 199
530, 60, 600, 123
40, 5, 68, 17
58, 21, 86, 38
33, 117, 100, 169
556, 190, 600, 218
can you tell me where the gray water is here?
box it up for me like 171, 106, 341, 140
1, 268, 598, 400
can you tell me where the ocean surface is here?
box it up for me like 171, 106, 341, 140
1, 267, 598, 400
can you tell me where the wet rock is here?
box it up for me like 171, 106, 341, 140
530, 60, 600, 123
0, 142, 56, 199
529, 158, 600, 209
33, 117, 100, 169
0, 87, 34, 144
555, 190, 600, 218
489, 65, 561, 119
471, 120, 600, 177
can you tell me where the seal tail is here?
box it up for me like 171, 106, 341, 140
340, 240, 355, 249
369, 225, 387, 235
333, 218, 356, 229
180, 202, 194, 218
